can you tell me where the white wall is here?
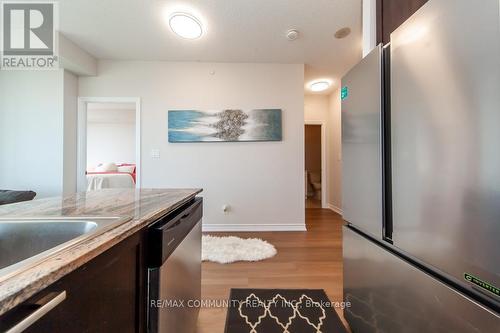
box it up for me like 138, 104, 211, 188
0, 70, 64, 197
63, 71, 79, 195
0, 69, 78, 198
79, 61, 305, 231
304, 94, 330, 122
59, 33, 97, 76
87, 108, 136, 168
362, 0, 377, 57
304, 94, 342, 213
328, 89, 342, 212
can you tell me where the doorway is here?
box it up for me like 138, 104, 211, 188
304, 122, 326, 208
77, 97, 141, 192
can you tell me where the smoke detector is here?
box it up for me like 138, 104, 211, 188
286, 29, 300, 41
334, 27, 351, 39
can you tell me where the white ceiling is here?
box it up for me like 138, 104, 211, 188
88, 102, 136, 110
60, 0, 362, 94
87, 103, 136, 123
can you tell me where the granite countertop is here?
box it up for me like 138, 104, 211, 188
0, 188, 202, 315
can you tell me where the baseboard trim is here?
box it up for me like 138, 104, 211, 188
202, 223, 307, 232
327, 204, 343, 215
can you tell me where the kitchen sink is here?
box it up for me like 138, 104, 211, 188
0, 216, 128, 278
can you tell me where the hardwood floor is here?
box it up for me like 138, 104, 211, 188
196, 208, 347, 332
305, 197, 322, 208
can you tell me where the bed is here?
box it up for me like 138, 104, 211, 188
86, 163, 136, 191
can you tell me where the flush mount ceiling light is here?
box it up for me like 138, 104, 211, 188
168, 12, 204, 39
309, 80, 332, 92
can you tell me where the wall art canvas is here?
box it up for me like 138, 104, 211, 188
168, 109, 282, 142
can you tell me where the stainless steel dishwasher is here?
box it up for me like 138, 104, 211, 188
147, 198, 202, 333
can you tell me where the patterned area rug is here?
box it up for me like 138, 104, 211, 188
224, 289, 347, 333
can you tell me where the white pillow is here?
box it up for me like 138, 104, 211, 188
117, 165, 135, 173
95, 162, 117, 172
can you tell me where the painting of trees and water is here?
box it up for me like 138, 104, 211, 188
168, 109, 282, 142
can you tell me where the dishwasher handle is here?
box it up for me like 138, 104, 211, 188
163, 211, 195, 231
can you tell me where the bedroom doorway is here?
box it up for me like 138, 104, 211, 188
304, 122, 326, 209
77, 97, 141, 192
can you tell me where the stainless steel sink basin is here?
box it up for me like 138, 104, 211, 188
0, 216, 128, 279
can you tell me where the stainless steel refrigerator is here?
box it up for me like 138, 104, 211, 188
341, 0, 500, 331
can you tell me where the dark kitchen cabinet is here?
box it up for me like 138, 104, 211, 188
377, 0, 429, 44
0, 230, 148, 333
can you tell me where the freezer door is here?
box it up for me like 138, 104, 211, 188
390, 0, 500, 301
341, 45, 384, 238
343, 227, 500, 332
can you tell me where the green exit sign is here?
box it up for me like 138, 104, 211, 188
341, 86, 349, 100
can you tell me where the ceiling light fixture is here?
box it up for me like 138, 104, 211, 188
309, 80, 332, 92
168, 12, 204, 39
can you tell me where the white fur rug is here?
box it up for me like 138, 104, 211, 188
202, 235, 277, 264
